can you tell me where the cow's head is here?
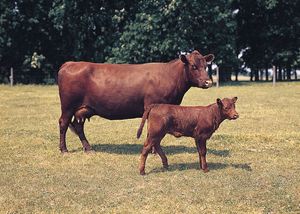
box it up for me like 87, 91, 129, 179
217, 97, 239, 120
180, 50, 214, 89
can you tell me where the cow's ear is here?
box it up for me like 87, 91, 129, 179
232, 97, 238, 103
180, 55, 189, 65
204, 54, 215, 63
217, 98, 223, 107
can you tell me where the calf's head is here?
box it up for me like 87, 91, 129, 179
180, 50, 214, 89
217, 97, 239, 120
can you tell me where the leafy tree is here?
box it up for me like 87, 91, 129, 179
107, 0, 238, 82
234, 0, 300, 81
49, 0, 138, 62
0, 1, 19, 81
0, 0, 298, 83
0, 0, 58, 83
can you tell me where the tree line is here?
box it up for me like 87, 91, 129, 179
0, 0, 299, 84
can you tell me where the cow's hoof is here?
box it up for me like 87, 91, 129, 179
203, 168, 209, 173
140, 171, 146, 176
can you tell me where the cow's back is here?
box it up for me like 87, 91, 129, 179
58, 61, 176, 119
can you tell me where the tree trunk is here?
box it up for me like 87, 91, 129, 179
286, 66, 291, 80
278, 65, 282, 81
254, 68, 259, 81
265, 66, 269, 81
250, 69, 253, 81
208, 63, 213, 81
235, 69, 238, 81
260, 69, 264, 81
273, 66, 277, 81
295, 69, 297, 80
283, 69, 286, 80
219, 65, 232, 82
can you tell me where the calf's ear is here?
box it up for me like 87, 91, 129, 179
217, 98, 223, 107
232, 97, 238, 103
204, 54, 215, 63
180, 55, 189, 64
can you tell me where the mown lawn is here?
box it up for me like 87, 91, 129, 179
0, 82, 299, 213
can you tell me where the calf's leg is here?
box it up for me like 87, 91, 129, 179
154, 143, 168, 169
139, 138, 155, 175
196, 139, 209, 172
143, 103, 157, 155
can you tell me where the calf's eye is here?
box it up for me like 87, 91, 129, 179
192, 65, 198, 70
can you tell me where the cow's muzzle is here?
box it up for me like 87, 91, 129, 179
200, 80, 212, 88
205, 80, 213, 88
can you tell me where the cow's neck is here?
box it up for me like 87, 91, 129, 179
210, 104, 226, 131
167, 60, 191, 104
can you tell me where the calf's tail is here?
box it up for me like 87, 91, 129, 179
137, 104, 156, 139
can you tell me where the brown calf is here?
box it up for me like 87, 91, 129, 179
137, 97, 239, 175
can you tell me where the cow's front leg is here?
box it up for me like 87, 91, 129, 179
58, 112, 73, 153
195, 139, 209, 172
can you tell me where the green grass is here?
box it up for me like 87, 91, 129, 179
0, 82, 299, 213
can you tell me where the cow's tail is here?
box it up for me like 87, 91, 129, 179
137, 104, 156, 139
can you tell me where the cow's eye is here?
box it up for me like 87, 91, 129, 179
192, 65, 198, 70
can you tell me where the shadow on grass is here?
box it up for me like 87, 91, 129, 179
149, 162, 252, 174
91, 143, 229, 157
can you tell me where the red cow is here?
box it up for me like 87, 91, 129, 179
58, 50, 214, 153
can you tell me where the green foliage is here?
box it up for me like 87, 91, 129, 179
107, 0, 238, 70
234, 0, 300, 70
0, 0, 298, 83
0, 0, 58, 82
107, 0, 187, 63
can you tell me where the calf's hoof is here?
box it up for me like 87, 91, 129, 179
84, 149, 95, 154
202, 168, 209, 173
163, 164, 169, 170
60, 149, 69, 154
140, 171, 146, 176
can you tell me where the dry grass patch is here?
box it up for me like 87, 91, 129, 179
0, 82, 299, 213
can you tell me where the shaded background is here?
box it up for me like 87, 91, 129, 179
0, 0, 299, 84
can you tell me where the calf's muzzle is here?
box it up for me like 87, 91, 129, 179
233, 113, 239, 119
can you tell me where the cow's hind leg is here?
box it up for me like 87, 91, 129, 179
70, 106, 95, 152
70, 119, 93, 152
59, 112, 73, 153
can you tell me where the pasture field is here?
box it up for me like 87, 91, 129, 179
0, 82, 299, 213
